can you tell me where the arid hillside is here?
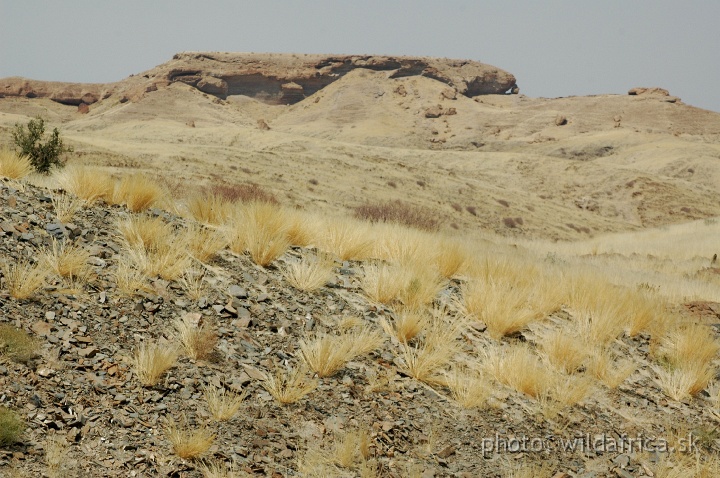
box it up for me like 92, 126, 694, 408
2, 54, 720, 478
2, 53, 720, 240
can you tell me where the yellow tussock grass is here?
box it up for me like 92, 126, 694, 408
260, 365, 317, 404
174, 316, 217, 360
56, 165, 115, 203
1, 259, 48, 299
227, 201, 289, 266
0, 148, 33, 179
203, 385, 247, 422
317, 218, 374, 261
133, 342, 179, 387
282, 254, 334, 291
300, 327, 384, 377
51, 194, 82, 223
41, 239, 91, 282
114, 173, 166, 212
185, 193, 233, 225
164, 415, 215, 460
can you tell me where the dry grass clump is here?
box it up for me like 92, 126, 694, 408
118, 215, 174, 250
0, 406, 24, 446
299, 428, 375, 476
396, 315, 462, 384
41, 239, 91, 282
164, 415, 215, 460
118, 216, 192, 280
586, 348, 636, 389
56, 165, 115, 203
380, 307, 429, 344
260, 365, 317, 404
203, 385, 247, 421
1, 259, 48, 299
285, 209, 318, 247
652, 454, 720, 478
445, 366, 491, 408
198, 460, 243, 478
180, 269, 208, 300
317, 218, 374, 261
433, 239, 468, 278
114, 173, 166, 212
185, 193, 234, 225
227, 202, 289, 266
653, 324, 719, 400
623, 288, 666, 337
0, 324, 38, 363
484, 344, 557, 399
175, 316, 217, 360
282, 254, 334, 291
299, 327, 384, 377
183, 224, 227, 263
461, 278, 540, 339
361, 263, 408, 305
115, 260, 150, 296
51, 194, 83, 222
0, 148, 33, 179
353, 199, 441, 231
133, 342, 179, 387
537, 327, 590, 374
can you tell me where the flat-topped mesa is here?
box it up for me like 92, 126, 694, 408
0, 52, 518, 107
162, 52, 518, 104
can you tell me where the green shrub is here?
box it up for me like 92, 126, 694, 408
0, 406, 24, 445
0, 324, 38, 363
12, 117, 72, 174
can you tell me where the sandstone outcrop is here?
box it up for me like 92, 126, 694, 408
0, 52, 518, 107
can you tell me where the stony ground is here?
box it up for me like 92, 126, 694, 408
1, 179, 720, 478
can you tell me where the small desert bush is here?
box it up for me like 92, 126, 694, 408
12, 116, 71, 174
300, 327, 384, 377
114, 173, 166, 212
133, 342, 179, 387
0, 324, 38, 363
353, 199, 441, 231
211, 182, 278, 204
164, 415, 215, 460
0, 406, 24, 445
175, 316, 217, 360
41, 239, 91, 282
56, 165, 114, 203
261, 365, 317, 404
282, 254, 334, 291
204, 385, 247, 421
51, 194, 83, 222
0, 147, 33, 179
1, 259, 48, 299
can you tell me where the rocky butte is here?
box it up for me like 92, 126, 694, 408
0, 52, 518, 109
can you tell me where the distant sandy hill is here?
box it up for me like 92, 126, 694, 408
2, 52, 720, 240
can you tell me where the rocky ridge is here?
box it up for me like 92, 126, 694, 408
0, 52, 518, 109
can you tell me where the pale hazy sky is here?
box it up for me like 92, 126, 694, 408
1, 1, 719, 112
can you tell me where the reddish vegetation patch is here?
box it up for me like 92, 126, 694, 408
210, 182, 278, 204
353, 199, 441, 231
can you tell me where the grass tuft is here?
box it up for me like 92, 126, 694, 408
133, 342, 179, 387
282, 254, 334, 291
300, 327, 384, 377
260, 366, 317, 404
175, 316, 217, 360
203, 385, 247, 421
1, 259, 48, 299
0, 148, 33, 179
164, 415, 215, 460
